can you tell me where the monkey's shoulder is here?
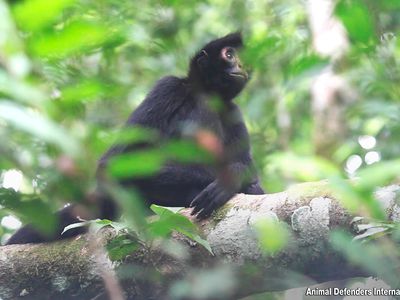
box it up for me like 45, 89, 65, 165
145, 76, 188, 102
127, 76, 189, 127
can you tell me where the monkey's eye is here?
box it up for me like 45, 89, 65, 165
222, 47, 235, 61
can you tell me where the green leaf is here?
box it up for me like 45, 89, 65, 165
329, 177, 385, 220
357, 160, 400, 188
287, 54, 328, 78
104, 184, 148, 234
253, 217, 289, 254
270, 152, 340, 181
330, 230, 394, 279
107, 149, 165, 178
0, 188, 56, 235
353, 224, 390, 241
164, 140, 214, 164
0, 101, 79, 156
61, 219, 117, 235
30, 21, 108, 58
379, 0, 400, 9
335, 0, 375, 45
244, 34, 281, 69
150, 205, 213, 254
107, 139, 215, 179
106, 235, 139, 261
0, 72, 46, 106
61, 80, 104, 103
112, 127, 159, 146
13, 0, 76, 31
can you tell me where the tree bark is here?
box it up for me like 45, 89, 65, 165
1, 181, 399, 300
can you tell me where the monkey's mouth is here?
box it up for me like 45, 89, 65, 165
229, 72, 248, 80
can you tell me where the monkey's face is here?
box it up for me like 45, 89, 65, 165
189, 32, 249, 100
196, 46, 248, 100
216, 46, 248, 99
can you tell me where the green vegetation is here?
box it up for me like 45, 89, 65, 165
1, 0, 400, 298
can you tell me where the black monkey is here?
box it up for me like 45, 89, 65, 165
6, 33, 264, 245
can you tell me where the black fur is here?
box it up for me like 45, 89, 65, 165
6, 33, 264, 245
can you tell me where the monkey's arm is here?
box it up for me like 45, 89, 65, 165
5, 206, 86, 245
189, 114, 263, 219
189, 158, 263, 219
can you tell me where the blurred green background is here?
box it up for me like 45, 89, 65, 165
0, 0, 400, 297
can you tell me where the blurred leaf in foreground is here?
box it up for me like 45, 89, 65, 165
107, 149, 166, 179
150, 205, 212, 254
30, 21, 109, 58
13, 0, 76, 32
0, 101, 80, 156
0, 188, 55, 235
253, 216, 289, 255
330, 230, 400, 287
335, 0, 375, 45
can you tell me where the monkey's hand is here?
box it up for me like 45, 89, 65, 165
189, 180, 235, 219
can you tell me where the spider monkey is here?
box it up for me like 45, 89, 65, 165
6, 32, 264, 245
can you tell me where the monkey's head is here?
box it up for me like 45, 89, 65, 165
189, 32, 248, 100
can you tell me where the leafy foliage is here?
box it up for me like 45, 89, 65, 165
150, 205, 212, 254
0, 0, 400, 297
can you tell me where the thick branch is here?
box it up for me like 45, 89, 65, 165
1, 182, 399, 299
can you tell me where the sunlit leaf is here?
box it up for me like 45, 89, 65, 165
329, 177, 385, 220
335, 0, 375, 45
0, 72, 46, 106
357, 160, 400, 188
30, 21, 108, 58
0, 1, 25, 58
253, 217, 289, 254
0, 101, 79, 156
269, 153, 340, 181
330, 160, 400, 220
13, 0, 76, 31
61, 80, 104, 103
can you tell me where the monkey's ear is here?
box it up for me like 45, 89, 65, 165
196, 50, 209, 71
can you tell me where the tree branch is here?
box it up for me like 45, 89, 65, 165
1, 181, 399, 300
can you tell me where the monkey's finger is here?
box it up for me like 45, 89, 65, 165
191, 187, 221, 216
196, 200, 217, 219
191, 205, 202, 216
198, 187, 235, 219
196, 207, 211, 219
190, 194, 208, 215
189, 193, 201, 208
190, 188, 209, 209
196, 190, 225, 219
